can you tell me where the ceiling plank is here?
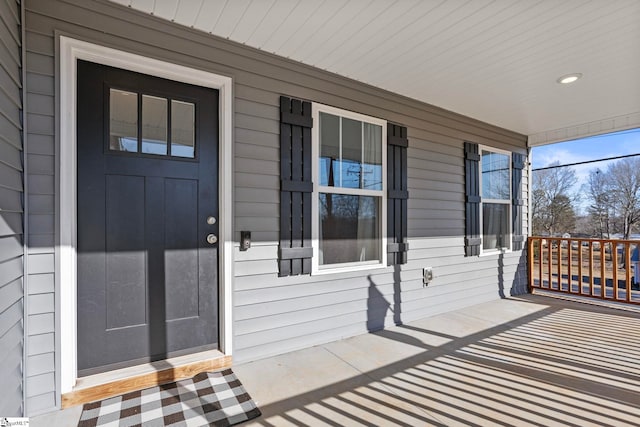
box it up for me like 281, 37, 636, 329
112, 0, 640, 137
212, 0, 252, 39
173, 0, 205, 27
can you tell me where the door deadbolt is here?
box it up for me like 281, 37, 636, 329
207, 216, 216, 225
206, 234, 218, 244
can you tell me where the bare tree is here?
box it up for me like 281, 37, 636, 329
532, 162, 578, 235
549, 194, 576, 234
605, 158, 640, 240
585, 169, 612, 238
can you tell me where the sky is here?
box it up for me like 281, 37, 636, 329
531, 128, 640, 214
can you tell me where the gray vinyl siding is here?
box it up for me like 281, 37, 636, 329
0, 0, 24, 417
232, 93, 529, 359
24, 0, 529, 412
23, 0, 56, 415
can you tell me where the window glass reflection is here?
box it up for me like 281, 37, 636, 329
171, 100, 195, 158
363, 122, 382, 190
483, 203, 509, 250
482, 150, 510, 200
319, 194, 380, 265
142, 95, 168, 155
319, 113, 382, 190
341, 118, 361, 189
319, 112, 340, 186
109, 89, 138, 152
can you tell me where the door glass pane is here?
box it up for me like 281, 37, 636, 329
362, 123, 382, 190
482, 150, 510, 200
319, 112, 340, 186
319, 194, 380, 265
341, 118, 362, 189
171, 100, 195, 158
142, 95, 168, 155
109, 89, 138, 152
483, 203, 509, 250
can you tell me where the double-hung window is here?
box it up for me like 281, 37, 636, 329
480, 147, 512, 253
312, 104, 387, 273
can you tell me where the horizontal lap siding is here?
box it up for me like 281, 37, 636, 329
233, 103, 528, 360
0, 0, 24, 417
23, 1, 56, 415
25, 0, 529, 405
232, 93, 528, 359
235, 87, 280, 245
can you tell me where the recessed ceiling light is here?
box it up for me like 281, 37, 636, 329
557, 73, 582, 84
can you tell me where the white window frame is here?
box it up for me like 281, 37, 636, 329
311, 103, 387, 274
479, 146, 512, 255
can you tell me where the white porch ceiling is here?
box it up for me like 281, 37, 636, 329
109, 0, 640, 145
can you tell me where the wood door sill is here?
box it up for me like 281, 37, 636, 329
61, 350, 232, 408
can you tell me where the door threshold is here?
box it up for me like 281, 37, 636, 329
61, 350, 232, 408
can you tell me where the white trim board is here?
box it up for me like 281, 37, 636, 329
58, 36, 234, 394
528, 112, 640, 146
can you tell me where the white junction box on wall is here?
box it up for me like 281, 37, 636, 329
423, 267, 433, 285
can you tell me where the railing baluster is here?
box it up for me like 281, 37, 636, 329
528, 238, 533, 291
589, 241, 595, 296
539, 239, 543, 289
557, 239, 562, 291
633, 242, 637, 303
601, 240, 606, 300
626, 242, 631, 303
612, 241, 619, 300
567, 240, 572, 293
548, 238, 553, 290
578, 240, 583, 295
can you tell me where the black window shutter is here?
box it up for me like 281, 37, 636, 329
387, 124, 409, 265
279, 96, 313, 276
464, 142, 481, 256
512, 153, 525, 251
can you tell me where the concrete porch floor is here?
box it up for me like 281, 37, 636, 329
32, 294, 640, 426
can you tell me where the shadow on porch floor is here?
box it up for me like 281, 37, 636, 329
235, 294, 640, 426
31, 294, 640, 426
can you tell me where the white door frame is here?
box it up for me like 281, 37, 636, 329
58, 36, 233, 393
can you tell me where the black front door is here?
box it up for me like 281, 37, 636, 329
77, 60, 219, 376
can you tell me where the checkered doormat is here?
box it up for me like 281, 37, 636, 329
78, 369, 261, 426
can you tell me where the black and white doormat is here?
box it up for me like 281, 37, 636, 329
78, 369, 261, 426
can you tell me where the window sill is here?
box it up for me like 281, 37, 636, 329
312, 261, 388, 276
479, 248, 512, 257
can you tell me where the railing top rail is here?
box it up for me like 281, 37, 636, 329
529, 236, 640, 244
